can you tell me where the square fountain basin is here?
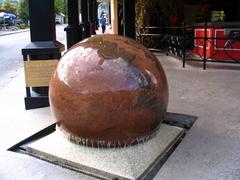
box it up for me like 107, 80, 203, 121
26, 124, 185, 180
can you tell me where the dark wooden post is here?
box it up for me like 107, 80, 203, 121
108, 1, 111, 25
236, 1, 240, 21
29, 0, 56, 41
64, 0, 82, 49
93, 0, 98, 32
81, 0, 91, 39
94, 0, 99, 30
123, 0, 135, 39
23, 0, 64, 109
88, 0, 96, 35
118, 0, 123, 35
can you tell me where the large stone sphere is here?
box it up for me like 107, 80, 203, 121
49, 35, 168, 147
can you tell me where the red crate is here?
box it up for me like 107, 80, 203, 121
194, 28, 240, 60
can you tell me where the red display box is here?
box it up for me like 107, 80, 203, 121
194, 26, 240, 61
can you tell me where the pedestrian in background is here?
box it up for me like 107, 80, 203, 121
99, 16, 106, 34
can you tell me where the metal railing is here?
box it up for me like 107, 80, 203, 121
137, 22, 240, 69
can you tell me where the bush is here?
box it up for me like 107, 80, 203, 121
8, 26, 19, 31
16, 23, 28, 29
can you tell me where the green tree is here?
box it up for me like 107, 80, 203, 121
17, 0, 29, 24
17, 0, 67, 24
136, 0, 178, 34
55, 0, 67, 23
55, 0, 67, 15
1, 0, 17, 14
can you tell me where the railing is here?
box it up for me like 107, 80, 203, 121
137, 22, 240, 69
192, 22, 240, 69
137, 27, 166, 51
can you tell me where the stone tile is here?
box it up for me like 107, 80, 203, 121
0, 73, 55, 150
0, 151, 95, 180
155, 54, 240, 180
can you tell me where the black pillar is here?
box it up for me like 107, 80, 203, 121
24, 0, 64, 109
64, 0, 82, 49
237, 0, 240, 20
29, 0, 56, 41
94, 1, 99, 30
108, 1, 111, 25
117, 0, 123, 35
123, 0, 135, 39
81, 0, 91, 39
88, 0, 96, 35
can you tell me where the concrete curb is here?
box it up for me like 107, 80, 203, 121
0, 29, 30, 36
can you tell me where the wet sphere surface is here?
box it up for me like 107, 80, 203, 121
49, 35, 169, 147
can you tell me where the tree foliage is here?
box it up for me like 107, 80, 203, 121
1, 0, 17, 13
17, 0, 67, 24
17, 0, 28, 24
55, 0, 67, 15
136, 0, 180, 34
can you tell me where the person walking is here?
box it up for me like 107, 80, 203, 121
99, 16, 106, 34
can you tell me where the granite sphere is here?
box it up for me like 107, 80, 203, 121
49, 35, 169, 147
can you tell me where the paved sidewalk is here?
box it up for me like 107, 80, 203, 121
96, 25, 113, 35
0, 54, 240, 180
0, 29, 29, 36
0, 25, 109, 37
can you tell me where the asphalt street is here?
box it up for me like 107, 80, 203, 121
0, 24, 66, 90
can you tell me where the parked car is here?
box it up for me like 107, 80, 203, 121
55, 13, 65, 24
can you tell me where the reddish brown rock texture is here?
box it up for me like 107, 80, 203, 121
49, 35, 169, 147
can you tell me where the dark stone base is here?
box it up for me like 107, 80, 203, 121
24, 96, 49, 110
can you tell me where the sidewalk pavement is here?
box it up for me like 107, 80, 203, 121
0, 54, 240, 179
96, 25, 113, 35
0, 28, 29, 36
0, 24, 110, 37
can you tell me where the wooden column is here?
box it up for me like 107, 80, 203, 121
64, 0, 82, 49
117, 0, 123, 35
93, 0, 99, 32
111, 0, 118, 34
29, 0, 56, 41
88, 0, 96, 35
81, 0, 91, 39
24, 0, 64, 109
123, 0, 135, 39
